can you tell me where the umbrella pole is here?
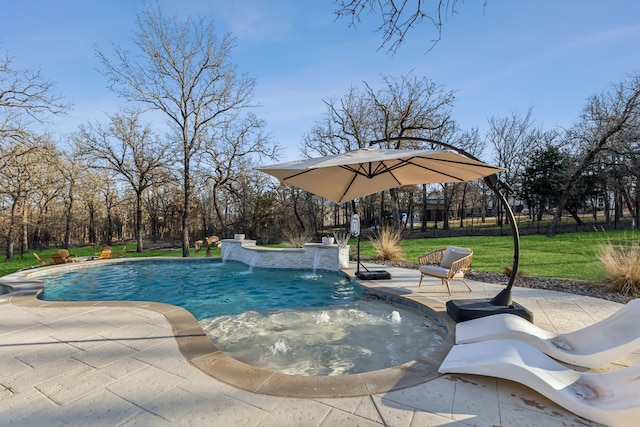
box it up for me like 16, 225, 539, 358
446, 174, 533, 322
356, 234, 361, 275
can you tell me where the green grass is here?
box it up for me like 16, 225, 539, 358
3, 230, 639, 282
0, 244, 221, 278
354, 229, 640, 281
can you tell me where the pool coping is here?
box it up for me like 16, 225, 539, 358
0, 257, 455, 398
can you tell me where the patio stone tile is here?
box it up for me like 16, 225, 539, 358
256, 398, 332, 426
106, 364, 188, 404
1, 356, 89, 393
48, 387, 143, 427
0, 387, 59, 426
0, 354, 32, 380
315, 395, 367, 414
34, 366, 115, 405
449, 374, 501, 426
190, 377, 286, 412
15, 341, 83, 368
410, 411, 470, 426
380, 376, 455, 417
496, 379, 590, 423
173, 395, 269, 427
131, 336, 199, 376
319, 407, 384, 426
98, 355, 151, 379
119, 409, 174, 427
137, 384, 211, 422
370, 395, 416, 426
498, 402, 581, 427
72, 339, 140, 369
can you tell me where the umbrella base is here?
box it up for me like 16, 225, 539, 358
446, 298, 533, 323
355, 270, 392, 280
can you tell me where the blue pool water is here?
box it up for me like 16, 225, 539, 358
38, 260, 359, 320
36, 259, 447, 375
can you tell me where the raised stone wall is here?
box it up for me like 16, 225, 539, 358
221, 239, 350, 272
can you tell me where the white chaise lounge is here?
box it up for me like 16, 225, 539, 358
439, 339, 640, 427
455, 299, 640, 368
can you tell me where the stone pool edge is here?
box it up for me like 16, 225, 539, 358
0, 258, 455, 399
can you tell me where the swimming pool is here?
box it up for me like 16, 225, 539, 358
36, 259, 447, 375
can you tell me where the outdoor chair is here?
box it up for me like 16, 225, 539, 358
439, 339, 640, 426
93, 246, 112, 260
455, 299, 640, 368
58, 248, 78, 263
50, 253, 69, 264
33, 252, 53, 266
417, 246, 473, 295
112, 246, 127, 258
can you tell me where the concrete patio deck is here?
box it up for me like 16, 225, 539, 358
1, 262, 637, 426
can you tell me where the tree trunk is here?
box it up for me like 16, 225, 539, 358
182, 154, 191, 257
5, 200, 18, 261
136, 191, 144, 252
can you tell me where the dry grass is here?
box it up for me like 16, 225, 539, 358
281, 228, 314, 248
368, 226, 405, 261
598, 242, 640, 297
501, 265, 530, 278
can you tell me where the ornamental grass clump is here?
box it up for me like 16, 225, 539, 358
598, 242, 640, 297
282, 228, 314, 248
368, 226, 405, 261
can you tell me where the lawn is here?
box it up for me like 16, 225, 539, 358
2, 230, 638, 282
354, 229, 640, 281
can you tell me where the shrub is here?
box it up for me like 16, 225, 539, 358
598, 242, 640, 296
281, 228, 314, 248
368, 226, 405, 261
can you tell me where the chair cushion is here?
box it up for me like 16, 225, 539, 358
440, 246, 471, 268
419, 265, 450, 278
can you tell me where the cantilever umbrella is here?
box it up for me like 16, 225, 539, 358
257, 147, 504, 204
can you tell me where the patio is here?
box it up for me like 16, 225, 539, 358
1, 263, 636, 426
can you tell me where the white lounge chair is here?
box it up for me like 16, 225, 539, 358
455, 299, 640, 368
439, 339, 640, 427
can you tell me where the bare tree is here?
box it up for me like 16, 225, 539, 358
77, 110, 174, 251
303, 73, 455, 225
0, 51, 69, 140
548, 73, 640, 236
335, 0, 486, 53
96, 5, 257, 256
302, 74, 454, 156
199, 112, 277, 233
486, 108, 541, 187
0, 136, 61, 260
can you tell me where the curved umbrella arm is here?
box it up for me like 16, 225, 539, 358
369, 137, 520, 305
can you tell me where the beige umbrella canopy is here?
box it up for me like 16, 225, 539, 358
257, 147, 504, 204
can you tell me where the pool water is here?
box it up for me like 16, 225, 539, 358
37, 259, 447, 375
38, 260, 359, 320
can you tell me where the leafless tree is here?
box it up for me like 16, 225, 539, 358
0, 51, 69, 141
548, 73, 640, 236
302, 73, 456, 225
0, 136, 61, 260
486, 108, 541, 187
77, 109, 174, 251
96, 4, 257, 256
335, 0, 486, 53
302, 74, 454, 156
198, 112, 278, 233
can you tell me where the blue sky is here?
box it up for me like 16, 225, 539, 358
2, 1, 639, 162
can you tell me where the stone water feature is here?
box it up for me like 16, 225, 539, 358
221, 237, 350, 272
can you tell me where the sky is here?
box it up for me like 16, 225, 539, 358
1, 0, 639, 163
